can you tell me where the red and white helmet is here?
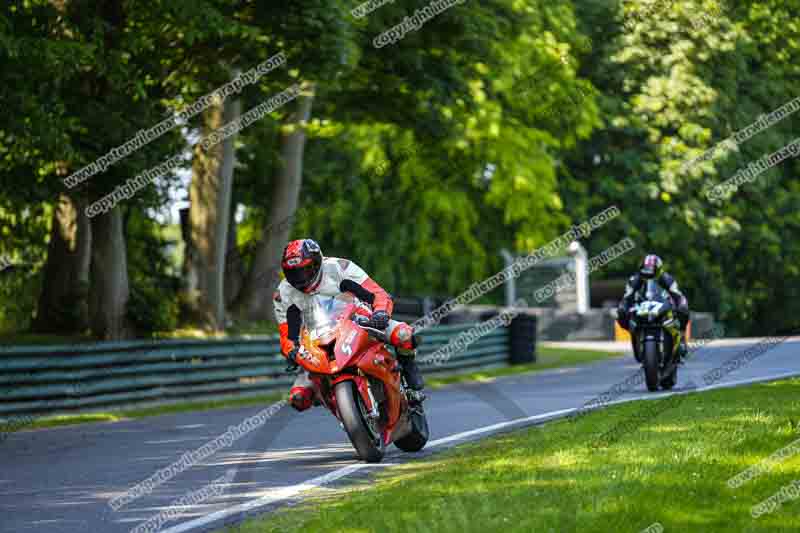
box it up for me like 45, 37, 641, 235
282, 239, 323, 293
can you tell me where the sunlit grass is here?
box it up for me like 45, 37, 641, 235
6, 412, 122, 431
228, 378, 800, 533
0, 332, 92, 345
427, 347, 623, 387
0, 321, 279, 345
7, 391, 286, 433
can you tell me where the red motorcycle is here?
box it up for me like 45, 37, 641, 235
295, 294, 429, 462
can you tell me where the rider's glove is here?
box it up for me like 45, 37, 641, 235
370, 310, 390, 331
285, 346, 300, 372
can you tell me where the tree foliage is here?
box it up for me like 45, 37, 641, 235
0, 0, 797, 337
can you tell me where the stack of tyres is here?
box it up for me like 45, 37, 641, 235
509, 314, 537, 365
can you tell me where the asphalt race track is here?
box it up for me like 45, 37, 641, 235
1, 338, 798, 533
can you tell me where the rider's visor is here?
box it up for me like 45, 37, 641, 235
640, 265, 656, 278
284, 261, 318, 291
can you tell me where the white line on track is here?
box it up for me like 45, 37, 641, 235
159, 370, 800, 533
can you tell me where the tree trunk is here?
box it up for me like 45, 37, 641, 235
211, 98, 240, 327
233, 83, 315, 320
224, 203, 244, 308
88, 207, 132, 340
179, 206, 200, 316
33, 194, 91, 334
186, 96, 240, 329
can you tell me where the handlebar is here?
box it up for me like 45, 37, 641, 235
353, 315, 388, 342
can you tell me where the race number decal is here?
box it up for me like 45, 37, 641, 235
637, 302, 663, 315
342, 330, 357, 355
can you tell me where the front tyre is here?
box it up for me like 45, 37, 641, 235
660, 366, 677, 390
643, 340, 660, 392
335, 381, 385, 463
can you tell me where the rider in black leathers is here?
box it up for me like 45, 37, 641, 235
617, 254, 690, 362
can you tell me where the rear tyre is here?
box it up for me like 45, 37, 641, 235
335, 381, 385, 463
643, 340, 660, 392
394, 406, 429, 452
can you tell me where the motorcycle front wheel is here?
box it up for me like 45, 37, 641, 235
660, 365, 677, 390
335, 380, 385, 463
643, 339, 660, 392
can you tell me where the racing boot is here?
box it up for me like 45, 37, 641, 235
288, 372, 315, 412
397, 349, 425, 391
632, 337, 642, 363
677, 336, 689, 365
289, 387, 313, 411
386, 322, 426, 391
677, 318, 690, 365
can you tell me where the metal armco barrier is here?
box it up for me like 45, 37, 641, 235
0, 322, 523, 418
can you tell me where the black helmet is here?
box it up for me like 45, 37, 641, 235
281, 239, 323, 293
640, 254, 663, 279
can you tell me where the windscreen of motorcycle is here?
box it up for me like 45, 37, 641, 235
304, 293, 355, 342
643, 279, 669, 303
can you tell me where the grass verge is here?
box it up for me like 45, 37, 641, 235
4, 392, 286, 433
0, 324, 279, 345
227, 377, 800, 533
426, 346, 623, 387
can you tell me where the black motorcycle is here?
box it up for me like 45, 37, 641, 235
629, 280, 682, 392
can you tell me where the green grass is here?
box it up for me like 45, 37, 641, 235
2, 412, 122, 431
115, 392, 286, 419
426, 346, 623, 387
4, 392, 286, 433
0, 332, 93, 345
226, 378, 800, 533
153, 320, 279, 339
0, 321, 279, 345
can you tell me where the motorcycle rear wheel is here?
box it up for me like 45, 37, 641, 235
394, 405, 429, 452
335, 381, 385, 463
643, 340, 660, 392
